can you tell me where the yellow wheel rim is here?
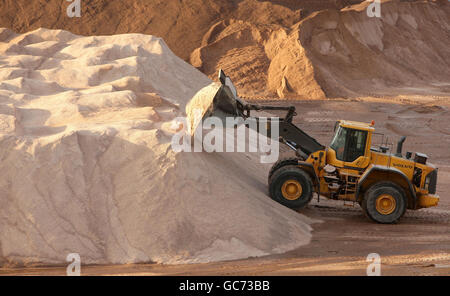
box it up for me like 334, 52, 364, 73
376, 194, 396, 215
281, 179, 303, 201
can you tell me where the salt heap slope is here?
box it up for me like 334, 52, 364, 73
0, 28, 315, 266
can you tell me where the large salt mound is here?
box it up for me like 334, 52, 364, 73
0, 28, 315, 266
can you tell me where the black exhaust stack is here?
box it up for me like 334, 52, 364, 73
395, 136, 406, 157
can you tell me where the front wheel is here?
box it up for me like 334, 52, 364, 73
362, 182, 407, 224
269, 165, 313, 210
267, 157, 301, 184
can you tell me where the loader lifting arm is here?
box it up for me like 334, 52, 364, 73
238, 102, 325, 157
187, 69, 324, 157
215, 69, 324, 157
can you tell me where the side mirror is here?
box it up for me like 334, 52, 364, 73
334, 121, 339, 132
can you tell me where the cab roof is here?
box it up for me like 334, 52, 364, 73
338, 120, 375, 132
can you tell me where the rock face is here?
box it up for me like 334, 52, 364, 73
2, 1, 448, 99
1, 0, 382, 99
0, 0, 362, 61
191, 1, 450, 99
0, 28, 315, 266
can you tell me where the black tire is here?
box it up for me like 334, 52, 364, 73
362, 181, 407, 224
267, 157, 300, 184
269, 165, 313, 210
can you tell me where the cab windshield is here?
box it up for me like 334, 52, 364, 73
330, 126, 347, 160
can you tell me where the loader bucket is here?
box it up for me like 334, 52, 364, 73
186, 70, 244, 135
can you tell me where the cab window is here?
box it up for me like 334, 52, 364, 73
346, 129, 367, 162
330, 127, 367, 162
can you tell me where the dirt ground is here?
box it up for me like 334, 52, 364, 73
1, 97, 449, 276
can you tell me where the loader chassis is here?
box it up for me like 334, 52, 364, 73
265, 117, 440, 223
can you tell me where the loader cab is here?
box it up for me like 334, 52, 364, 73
328, 120, 374, 169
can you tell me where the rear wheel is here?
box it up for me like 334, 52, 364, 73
362, 182, 407, 224
269, 165, 313, 209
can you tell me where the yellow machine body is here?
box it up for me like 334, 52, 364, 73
298, 120, 439, 210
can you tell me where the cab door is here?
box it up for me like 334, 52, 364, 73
328, 127, 371, 169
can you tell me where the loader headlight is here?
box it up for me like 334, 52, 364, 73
424, 175, 430, 190
424, 170, 438, 194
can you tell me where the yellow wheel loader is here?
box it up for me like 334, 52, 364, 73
188, 70, 439, 224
